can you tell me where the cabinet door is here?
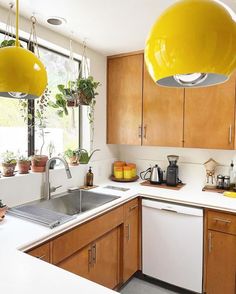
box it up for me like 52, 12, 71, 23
57, 244, 91, 280
90, 227, 120, 289
107, 54, 143, 145
27, 242, 50, 263
143, 65, 184, 147
184, 73, 236, 149
206, 230, 236, 294
123, 199, 139, 282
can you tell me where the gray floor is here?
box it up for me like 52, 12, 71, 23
120, 278, 179, 294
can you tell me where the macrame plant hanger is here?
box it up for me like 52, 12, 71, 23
4, 3, 14, 43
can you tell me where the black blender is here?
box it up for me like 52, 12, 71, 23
166, 155, 179, 186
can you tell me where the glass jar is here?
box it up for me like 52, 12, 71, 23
123, 166, 132, 179
114, 166, 123, 179
127, 163, 136, 178
216, 175, 224, 189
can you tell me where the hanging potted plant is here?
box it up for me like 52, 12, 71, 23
64, 149, 80, 166
75, 76, 100, 106
0, 151, 17, 177
17, 155, 31, 174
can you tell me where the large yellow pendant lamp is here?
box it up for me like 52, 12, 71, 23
0, 0, 47, 98
145, 0, 236, 88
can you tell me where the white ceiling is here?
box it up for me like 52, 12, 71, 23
0, 0, 235, 56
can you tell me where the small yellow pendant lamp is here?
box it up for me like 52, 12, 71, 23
145, 0, 236, 88
0, 0, 47, 98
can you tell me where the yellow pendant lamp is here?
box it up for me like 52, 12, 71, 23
145, 0, 236, 88
0, 0, 47, 99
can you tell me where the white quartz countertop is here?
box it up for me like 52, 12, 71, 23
1, 179, 236, 293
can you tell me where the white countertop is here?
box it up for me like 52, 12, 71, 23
1, 179, 236, 293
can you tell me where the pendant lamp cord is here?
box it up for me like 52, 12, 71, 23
15, 0, 19, 47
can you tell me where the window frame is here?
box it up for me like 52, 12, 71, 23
0, 29, 82, 157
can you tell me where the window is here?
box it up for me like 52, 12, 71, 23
35, 46, 80, 156
0, 30, 84, 157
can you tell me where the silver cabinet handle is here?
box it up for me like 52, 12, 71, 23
143, 125, 147, 139
208, 232, 213, 253
92, 243, 96, 265
88, 248, 92, 271
229, 125, 232, 144
129, 204, 138, 212
138, 125, 142, 138
126, 224, 131, 241
213, 217, 232, 224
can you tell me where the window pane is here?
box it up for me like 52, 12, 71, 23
0, 98, 28, 155
35, 47, 80, 156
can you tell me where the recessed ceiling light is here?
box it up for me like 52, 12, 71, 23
47, 16, 67, 26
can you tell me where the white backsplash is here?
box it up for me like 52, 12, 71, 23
118, 145, 236, 188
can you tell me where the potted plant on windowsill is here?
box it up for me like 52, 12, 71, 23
17, 155, 31, 174
0, 200, 7, 221
64, 149, 80, 166
20, 89, 50, 173
1, 151, 17, 177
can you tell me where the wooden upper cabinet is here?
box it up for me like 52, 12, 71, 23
107, 54, 143, 145
143, 65, 184, 147
184, 73, 236, 149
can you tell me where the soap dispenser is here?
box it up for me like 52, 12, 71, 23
86, 166, 94, 187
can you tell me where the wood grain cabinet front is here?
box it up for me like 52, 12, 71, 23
123, 198, 140, 283
205, 210, 236, 294
27, 242, 51, 263
184, 72, 236, 150
107, 54, 143, 145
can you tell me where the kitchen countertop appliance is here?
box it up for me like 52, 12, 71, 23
166, 155, 179, 186
142, 199, 203, 293
140, 165, 163, 184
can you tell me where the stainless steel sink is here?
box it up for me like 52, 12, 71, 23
8, 190, 120, 228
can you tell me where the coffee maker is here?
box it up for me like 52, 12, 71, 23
166, 155, 179, 186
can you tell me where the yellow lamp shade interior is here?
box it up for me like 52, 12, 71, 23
145, 0, 236, 87
0, 46, 47, 98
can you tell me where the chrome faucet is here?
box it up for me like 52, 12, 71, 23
45, 157, 72, 200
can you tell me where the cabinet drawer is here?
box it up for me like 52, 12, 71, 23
27, 242, 50, 262
52, 205, 123, 264
207, 210, 236, 235
124, 198, 139, 220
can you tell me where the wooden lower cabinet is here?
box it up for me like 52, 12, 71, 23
123, 198, 140, 283
26, 198, 140, 290
205, 210, 236, 294
58, 227, 120, 289
27, 242, 51, 263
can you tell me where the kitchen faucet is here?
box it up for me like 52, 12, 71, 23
44, 157, 72, 200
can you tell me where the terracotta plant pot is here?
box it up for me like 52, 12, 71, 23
68, 155, 80, 166
67, 99, 79, 107
0, 205, 7, 221
18, 160, 31, 174
31, 155, 48, 172
1, 162, 16, 177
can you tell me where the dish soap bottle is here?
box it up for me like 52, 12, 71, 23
86, 166, 94, 187
229, 160, 236, 186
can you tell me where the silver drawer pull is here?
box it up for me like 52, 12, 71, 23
213, 217, 232, 224
36, 254, 46, 260
129, 204, 138, 212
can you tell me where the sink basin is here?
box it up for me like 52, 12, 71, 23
8, 190, 120, 228
35, 190, 120, 215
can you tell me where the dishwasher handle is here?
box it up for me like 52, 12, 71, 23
142, 199, 203, 217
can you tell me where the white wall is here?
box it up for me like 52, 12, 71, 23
118, 145, 236, 188
0, 6, 118, 207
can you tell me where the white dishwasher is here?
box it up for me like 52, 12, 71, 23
142, 199, 203, 293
